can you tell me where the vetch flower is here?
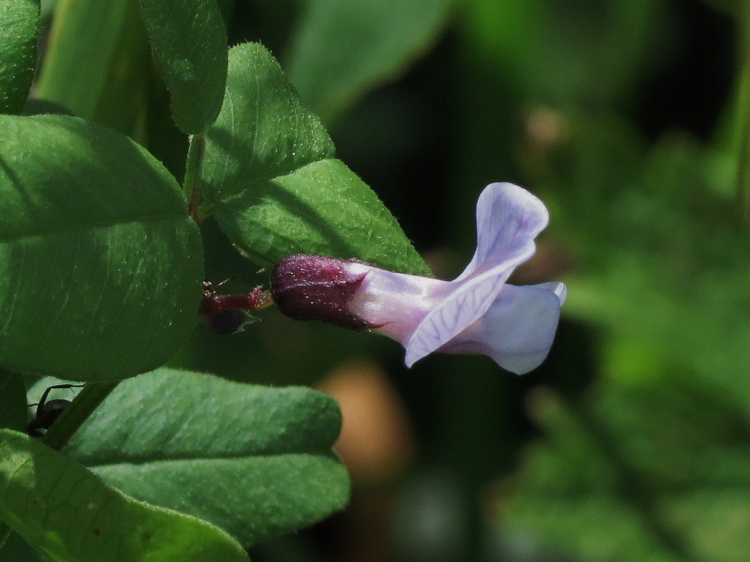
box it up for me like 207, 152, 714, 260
271, 182, 566, 374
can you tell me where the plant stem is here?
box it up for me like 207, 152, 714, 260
736, 1, 750, 225
184, 132, 206, 224
42, 380, 120, 451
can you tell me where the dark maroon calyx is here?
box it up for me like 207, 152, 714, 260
271, 254, 374, 331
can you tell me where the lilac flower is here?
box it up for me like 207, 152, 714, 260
271, 183, 566, 374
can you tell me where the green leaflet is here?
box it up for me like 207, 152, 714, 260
0, 429, 249, 562
0, 0, 39, 115
203, 42, 431, 275
0, 115, 203, 381
50, 368, 350, 547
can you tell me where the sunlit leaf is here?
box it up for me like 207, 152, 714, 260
202, 42, 430, 275
51, 368, 350, 547
0, 429, 250, 561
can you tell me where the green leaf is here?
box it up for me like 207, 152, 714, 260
0, 429, 250, 562
0, 371, 25, 432
203, 42, 430, 275
138, 0, 228, 134
0, 0, 39, 115
0, 114, 203, 381
59, 368, 349, 547
36, 0, 151, 135
287, 0, 452, 123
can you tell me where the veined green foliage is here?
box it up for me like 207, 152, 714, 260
0, 115, 203, 381
0, 429, 250, 562
0, 0, 39, 115
40, 368, 351, 547
202, 42, 431, 275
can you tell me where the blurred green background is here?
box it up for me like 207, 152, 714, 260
23, 0, 750, 560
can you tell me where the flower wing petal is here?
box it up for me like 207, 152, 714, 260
455, 182, 550, 281
444, 282, 566, 374
404, 238, 536, 367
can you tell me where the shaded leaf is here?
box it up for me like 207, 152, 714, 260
0, 0, 39, 115
0, 371, 25, 432
0, 115, 203, 381
58, 368, 350, 547
287, 0, 452, 123
203, 42, 430, 275
139, 0, 228, 133
0, 429, 249, 562
0, 531, 48, 562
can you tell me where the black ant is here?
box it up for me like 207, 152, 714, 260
26, 384, 84, 438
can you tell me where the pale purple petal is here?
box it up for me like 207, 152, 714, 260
403, 237, 536, 367
454, 182, 550, 282
441, 282, 566, 374
347, 265, 450, 344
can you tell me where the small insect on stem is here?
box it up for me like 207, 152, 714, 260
26, 384, 84, 438
199, 279, 274, 335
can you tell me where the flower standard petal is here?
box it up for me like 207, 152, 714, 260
454, 182, 550, 281
404, 182, 549, 367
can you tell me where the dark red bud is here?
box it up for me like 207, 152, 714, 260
271, 254, 374, 330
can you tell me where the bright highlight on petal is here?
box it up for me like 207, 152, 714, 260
271, 183, 566, 374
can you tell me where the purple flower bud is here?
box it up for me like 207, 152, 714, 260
270, 183, 566, 374
271, 254, 374, 331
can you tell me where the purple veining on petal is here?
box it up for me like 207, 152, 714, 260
404, 234, 537, 367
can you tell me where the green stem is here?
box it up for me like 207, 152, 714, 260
184, 132, 206, 224
42, 380, 119, 451
736, 1, 750, 225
